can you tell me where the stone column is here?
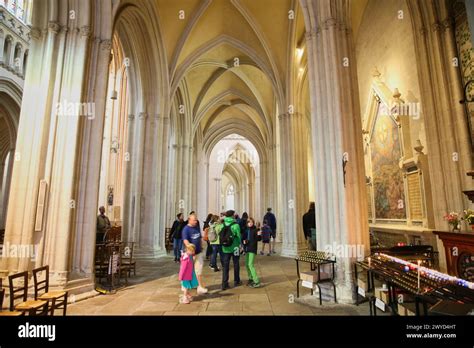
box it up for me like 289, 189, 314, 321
214, 178, 221, 212
71, 36, 112, 278
0, 161, 5, 228
122, 114, 135, 242
300, 0, 370, 302
407, 1, 473, 229
279, 113, 308, 257
0, 150, 13, 229
156, 115, 171, 256
132, 112, 147, 245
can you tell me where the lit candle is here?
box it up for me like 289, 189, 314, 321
417, 260, 421, 291
368, 256, 371, 269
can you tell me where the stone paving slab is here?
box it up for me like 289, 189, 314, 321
68, 245, 369, 316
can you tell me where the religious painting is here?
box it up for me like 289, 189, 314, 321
370, 104, 407, 219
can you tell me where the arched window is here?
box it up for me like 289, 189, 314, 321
13, 43, 21, 71
2, 0, 26, 21
225, 184, 235, 210
3, 36, 12, 65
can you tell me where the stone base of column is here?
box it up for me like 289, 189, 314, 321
280, 241, 308, 258
335, 281, 356, 304
65, 277, 96, 299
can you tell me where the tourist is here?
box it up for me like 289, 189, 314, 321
208, 215, 223, 272
217, 210, 241, 290
96, 206, 111, 243
186, 211, 201, 231
203, 213, 213, 260
260, 220, 272, 256
179, 243, 198, 304
182, 213, 208, 294
242, 217, 261, 288
263, 208, 277, 254
302, 202, 316, 250
240, 212, 248, 231
170, 213, 185, 262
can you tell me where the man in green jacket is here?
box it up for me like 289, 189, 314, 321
216, 210, 241, 290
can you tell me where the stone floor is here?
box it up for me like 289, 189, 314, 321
68, 245, 372, 316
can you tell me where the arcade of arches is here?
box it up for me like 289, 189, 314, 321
1, 0, 474, 309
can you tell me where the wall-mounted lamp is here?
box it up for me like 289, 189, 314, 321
460, 80, 474, 104
414, 139, 424, 154
110, 90, 118, 100
296, 47, 304, 60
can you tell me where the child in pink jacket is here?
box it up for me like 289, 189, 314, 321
179, 243, 198, 304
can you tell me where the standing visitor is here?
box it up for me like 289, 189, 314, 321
179, 244, 198, 304
208, 215, 223, 272
263, 208, 277, 254
217, 210, 241, 290
242, 218, 261, 288
203, 213, 213, 260
170, 213, 185, 262
260, 220, 272, 256
182, 214, 208, 294
302, 202, 316, 250
96, 206, 111, 243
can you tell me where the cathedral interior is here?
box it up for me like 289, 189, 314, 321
0, 0, 474, 321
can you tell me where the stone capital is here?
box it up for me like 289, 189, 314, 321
305, 30, 317, 41
431, 21, 442, 32
441, 17, 454, 32
30, 27, 42, 40
48, 22, 60, 34
322, 18, 338, 30
80, 26, 91, 37
100, 39, 112, 51
278, 113, 290, 120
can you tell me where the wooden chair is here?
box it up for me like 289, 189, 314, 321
0, 286, 23, 316
8, 271, 48, 315
121, 242, 136, 277
105, 226, 122, 243
95, 243, 109, 282
32, 266, 68, 316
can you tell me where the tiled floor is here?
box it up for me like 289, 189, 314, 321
68, 246, 372, 316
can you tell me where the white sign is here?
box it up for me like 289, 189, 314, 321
302, 280, 314, 289
108, 253, 119, 275
358, 286, 366, 298
375, 298, 385, 311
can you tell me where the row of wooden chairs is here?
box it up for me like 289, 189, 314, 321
0, 265, 68, 316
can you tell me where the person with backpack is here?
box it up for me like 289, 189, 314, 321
242, 217, 261, 288
216, 210, 241, 290
208, 215, 223, 272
